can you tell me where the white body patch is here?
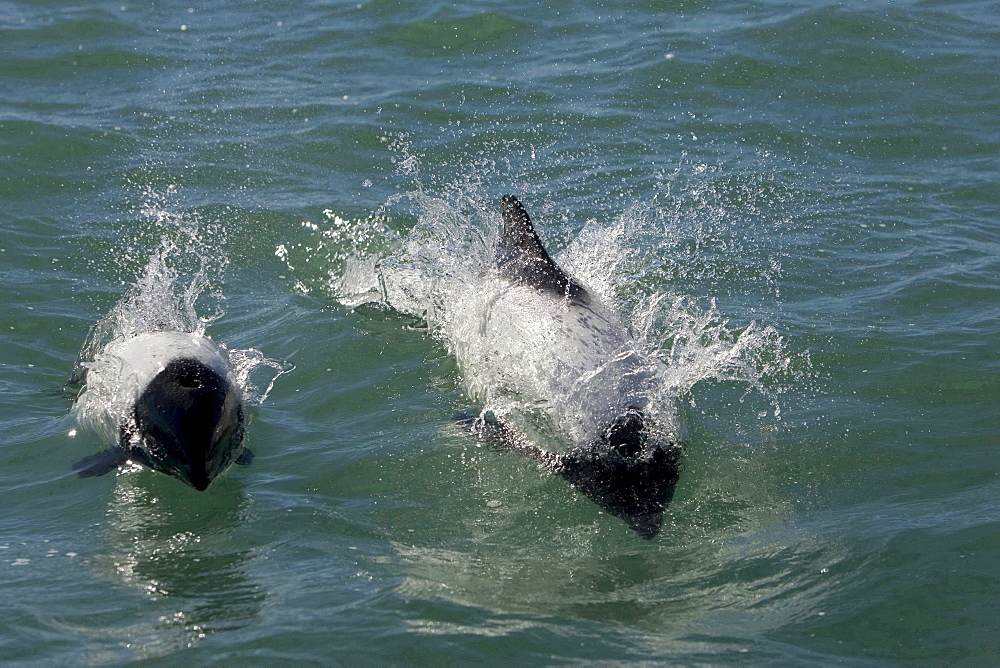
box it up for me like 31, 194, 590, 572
74, 331, 235, 444
447, 276, 660, 449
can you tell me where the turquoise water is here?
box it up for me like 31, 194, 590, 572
3, 0, 999, 663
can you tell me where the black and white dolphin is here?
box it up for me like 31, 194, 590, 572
71, 331, 250, 491
455, 195, 681, 538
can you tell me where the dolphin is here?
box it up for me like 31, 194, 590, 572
71, 331, 250, 491
455, 195, 681, 538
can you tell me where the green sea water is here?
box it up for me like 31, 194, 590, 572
2, 0, 999, 663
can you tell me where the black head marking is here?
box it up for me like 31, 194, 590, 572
548, 409, 679, 538
554, 436, 680, 539
132, 357, 245, 491
460, 406, 680, 538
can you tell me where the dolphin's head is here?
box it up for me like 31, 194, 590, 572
133, 357, 245, 491
551, 408, 680, 538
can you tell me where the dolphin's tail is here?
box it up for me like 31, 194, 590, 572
456, 411, 681, 538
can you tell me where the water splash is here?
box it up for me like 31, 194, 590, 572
276, 149, 804, 445
275, 208, 401, 308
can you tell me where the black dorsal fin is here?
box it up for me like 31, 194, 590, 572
497, 195, 587, 300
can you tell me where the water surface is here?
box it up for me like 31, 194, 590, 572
2, 0, 999, 663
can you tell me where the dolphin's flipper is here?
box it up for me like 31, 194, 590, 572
235, 448, 254, 466
454, 412, 560, 467
72, 445, 129, 478
553, 445, 680, 539
498, 195, 587, 300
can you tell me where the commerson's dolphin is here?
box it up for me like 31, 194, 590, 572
456, 195, 681, 538
71, 331, 250, 491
